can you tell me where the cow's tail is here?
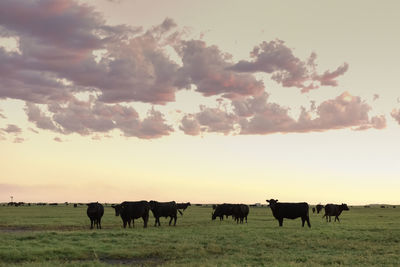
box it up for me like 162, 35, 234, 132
178, 209, 183, 216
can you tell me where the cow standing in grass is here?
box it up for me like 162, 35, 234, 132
322, 203, 349, 222
86, 202, 104, 229
176, 202, 191, 215
316, 204, 324, 214
232, 204, 249, 224
112, 201, 150, 228
266, 199, 311, 227
212, 204, 234, 221
149, 201, 181, 226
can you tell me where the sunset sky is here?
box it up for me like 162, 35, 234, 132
1, 0, 400, 205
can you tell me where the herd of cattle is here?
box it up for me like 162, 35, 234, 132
86, 200, 351, 229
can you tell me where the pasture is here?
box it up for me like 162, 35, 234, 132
0, 204, 399, 266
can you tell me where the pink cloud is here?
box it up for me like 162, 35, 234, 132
0, 0, 385, 141
180, 92, 386, 136
391, 109, 400, 124
230, 40, 348, 92
24, 97, 173, 139
2, 124, 22, 133
175, 40, 264, 99
13, 137, 24, 143
53, 136, 62, 142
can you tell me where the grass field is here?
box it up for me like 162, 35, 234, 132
0, 204, 399, 266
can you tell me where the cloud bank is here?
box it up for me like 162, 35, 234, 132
0, 0, 386, 141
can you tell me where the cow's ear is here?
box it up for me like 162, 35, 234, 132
86, 204, 89, 206
276, 199, 278, 202
266, 200, 270, 203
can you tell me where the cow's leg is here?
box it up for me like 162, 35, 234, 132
302, 217, 305, 227
132, 219, 135, 228
90, 219, 94, 229
123, 219, 127, 228
278, 218, 283, 227
143, 214, 148, 228
98, 218, 101, 229
335, 216, 340, 222
173, 215, 177, 226
306, 216, 311, 228
169, 216, 173, 226
128, 219, 131, 228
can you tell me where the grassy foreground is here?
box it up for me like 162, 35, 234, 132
0, 204, 399, 266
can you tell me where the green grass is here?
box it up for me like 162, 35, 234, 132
0, 205, 399, 266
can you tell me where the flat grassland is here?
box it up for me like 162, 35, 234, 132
0, 204, 399, 266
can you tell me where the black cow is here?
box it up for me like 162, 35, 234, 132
86, 202, 104, 229
266, 199, 311, 227
73, 203, 78, 208
232, 204, 249, 224
312, 207, 316, 213
176, 202, 191, 215
212, 204, 234, 221
316, 204, 324, 214
322, 203, 349, 222
149, 201, 181, 226
112, 201, 150, 228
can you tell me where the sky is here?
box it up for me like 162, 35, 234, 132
0, 0, 399, 205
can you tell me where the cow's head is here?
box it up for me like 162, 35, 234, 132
211, 211, 217, 220
149, 200, 156, 210
111, 204, 122, 216
341, 203, 349, 211
266, 199, 278, 209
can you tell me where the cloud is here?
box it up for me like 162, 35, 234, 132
175, 40, 265, 99
2, 124, 22, 133
28, 127, 39, 134
13, 137, 24, 143
179, 105, 237, 135
391, 109, 400, 124
24, 96, 173, 139
240, 92, 385, 134
229, 40, 348, 92
0, 108, 6, 119
0, 0, 179, 105
0, 0, 383, 141
25, 102, 60, 131
53, 136, 62, 142
179, 114, 201, 135
180, 92, 386, 136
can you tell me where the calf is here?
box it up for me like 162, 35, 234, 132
266, 199, 311, 227
86, 202, 104, 229
322, 203, 349, 222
